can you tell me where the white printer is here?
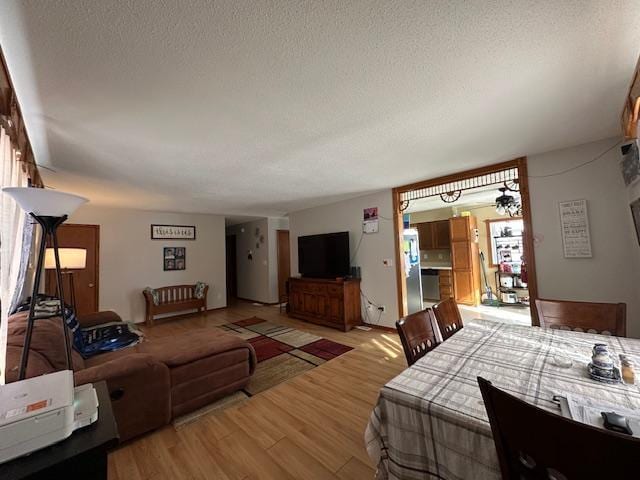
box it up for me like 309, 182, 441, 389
0, 370, 98, 464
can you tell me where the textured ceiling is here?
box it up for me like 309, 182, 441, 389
1, 1, 639, 217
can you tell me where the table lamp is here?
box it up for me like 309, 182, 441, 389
2, 187, 88, 380
44, 248, 87, 314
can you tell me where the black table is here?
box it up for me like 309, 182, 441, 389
0, 381, 119, 480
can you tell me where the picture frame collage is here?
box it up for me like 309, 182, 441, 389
164, 247, 186, 271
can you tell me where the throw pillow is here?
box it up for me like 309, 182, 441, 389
194, 281, 207, 299
144, 287, 160, 306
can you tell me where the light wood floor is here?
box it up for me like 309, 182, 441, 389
108, 301, 405, 480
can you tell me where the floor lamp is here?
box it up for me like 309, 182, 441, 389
2, 187, 88, 380
44, 248, 87, 314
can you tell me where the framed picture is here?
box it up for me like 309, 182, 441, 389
152, 224, 196, 240
631, 198, 640, 246
164, 247, 186, 270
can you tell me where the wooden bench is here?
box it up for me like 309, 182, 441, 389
143, 284, 208, 325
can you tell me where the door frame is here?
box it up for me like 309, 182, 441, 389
392, 157, 539, 325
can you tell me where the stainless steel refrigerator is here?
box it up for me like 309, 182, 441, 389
403, 228, 423, 314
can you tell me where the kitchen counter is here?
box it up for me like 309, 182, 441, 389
421, 265, 452, 270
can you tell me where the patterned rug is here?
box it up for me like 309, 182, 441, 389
219, 317, 353, 396
173, 317, 353, 428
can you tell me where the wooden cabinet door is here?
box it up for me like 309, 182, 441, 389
451, 240, 471, 269
450, 217, 470, 242
302, 293, 317, 316
417, 223, 434, 249
453, 270, 475, 305
290, 289, 303, 312
434, 220, 450, 248
327, 296, 344, 323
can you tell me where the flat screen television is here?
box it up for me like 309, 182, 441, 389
298, 231, 350, 278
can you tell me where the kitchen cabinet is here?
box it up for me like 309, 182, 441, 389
438, 269, 453, 299
450, 216, 481, 306
416, 220, 450, 250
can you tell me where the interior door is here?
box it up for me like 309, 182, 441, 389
226, 235, 237, 300
276, 230, 290, 300
45, 224, 99, 316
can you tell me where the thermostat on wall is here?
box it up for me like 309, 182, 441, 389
363, 220, 379, 234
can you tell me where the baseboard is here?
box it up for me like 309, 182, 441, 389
235, 297, 281, 306
363, 323, 397, 333
206, 306, 228, 312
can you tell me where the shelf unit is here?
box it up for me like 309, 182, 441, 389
495, 271, 529, 306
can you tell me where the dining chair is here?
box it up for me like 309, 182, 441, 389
477, 377, 640, 480
396, 308, 439, 366
432, 298, 464, 341
535, 298, 626, 337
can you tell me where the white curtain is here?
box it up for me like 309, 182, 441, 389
0, 126, 29, 384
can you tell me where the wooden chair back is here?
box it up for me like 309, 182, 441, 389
478, 376, 640, 479
535, 298, 626, 337
432, 298, 464, 341
396, 309, 439, 366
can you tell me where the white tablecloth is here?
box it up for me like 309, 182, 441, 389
365, 319, 640, 480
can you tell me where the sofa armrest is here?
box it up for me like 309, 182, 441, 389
76, 310, 123, 328
75, 354, 171, 441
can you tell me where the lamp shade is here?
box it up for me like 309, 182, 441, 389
2, 187, 88, 216
44, 248, 87, 269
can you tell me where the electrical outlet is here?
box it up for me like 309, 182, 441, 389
377, 305, 386, 312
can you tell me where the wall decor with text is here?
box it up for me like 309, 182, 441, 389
164, 247, 186, 271
151, 224, 196, 240
559, 199, 592, 258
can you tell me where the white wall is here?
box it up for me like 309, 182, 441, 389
69, 205, 227, 323
528, 137, 640, 337
289, 190, 399, 328
226, 217, 289, 304
286, 138, 640, 334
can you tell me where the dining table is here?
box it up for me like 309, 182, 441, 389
365, 319, 640, 480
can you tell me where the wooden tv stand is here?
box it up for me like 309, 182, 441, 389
288, 277, 362, 331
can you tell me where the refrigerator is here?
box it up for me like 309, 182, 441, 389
403, 228, 423, 314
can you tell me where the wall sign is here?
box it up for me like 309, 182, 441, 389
151, 224, 196, 240
559, 199, 592, 258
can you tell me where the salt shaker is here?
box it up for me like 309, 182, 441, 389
620, 354, 636, 385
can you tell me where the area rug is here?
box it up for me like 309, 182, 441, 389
173, 317, 353, 427
219, 317, 353, 396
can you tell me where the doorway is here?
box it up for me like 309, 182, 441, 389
226, 235, 238, 301
393, 158, 539, 325
276, 230, 291, 301
44, 224, 99, 316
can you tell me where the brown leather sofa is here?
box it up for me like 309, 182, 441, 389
5, 311, 256, 441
